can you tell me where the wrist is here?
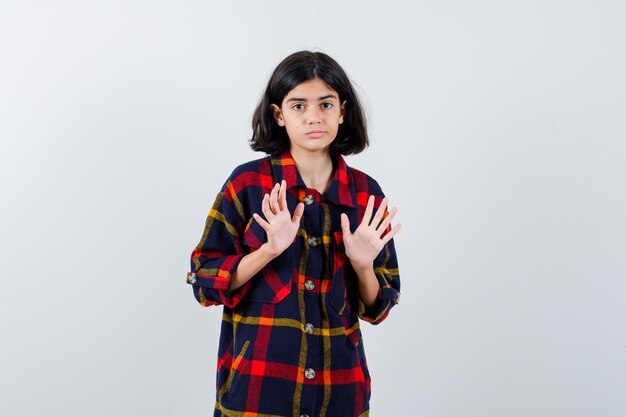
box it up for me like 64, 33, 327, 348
260, 242, 282, 260
351, 260, 373, 275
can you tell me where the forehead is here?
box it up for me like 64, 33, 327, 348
283, 78, 338, 101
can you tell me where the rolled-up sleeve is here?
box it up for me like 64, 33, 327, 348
186, 173, 254, 308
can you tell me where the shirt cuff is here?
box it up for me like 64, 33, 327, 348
357, 286, 400, 324
186, 253, 251, 308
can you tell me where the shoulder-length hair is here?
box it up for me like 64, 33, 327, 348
250, 50, 369, 160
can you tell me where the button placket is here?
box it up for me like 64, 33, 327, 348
301, 191, 319, 406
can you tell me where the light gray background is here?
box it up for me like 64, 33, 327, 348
1, 1, 625, 416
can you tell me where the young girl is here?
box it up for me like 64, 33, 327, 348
186, 50, 402, 417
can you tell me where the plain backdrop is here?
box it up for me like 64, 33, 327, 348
1, 1, 625, 416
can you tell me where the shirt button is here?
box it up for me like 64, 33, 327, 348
304, 368, 315, 379
307, 236, 318, 246
304, 194, 314, 205
304, 323, 314, 334
301, 415, 310, 417
304, 280, 314, 291
187, 272, 197, 284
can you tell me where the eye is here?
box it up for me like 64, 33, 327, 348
321, 102, 333, 109
292, 103, 305, 110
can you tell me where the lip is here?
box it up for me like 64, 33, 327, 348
306, 130, 326, 138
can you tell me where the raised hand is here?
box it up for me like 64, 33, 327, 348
252, 179, 305, 257
340, 195, 401, 271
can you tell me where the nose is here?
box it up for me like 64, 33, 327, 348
305, 107, 322, 124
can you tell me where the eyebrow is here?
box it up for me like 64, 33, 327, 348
285, 94, 338, 103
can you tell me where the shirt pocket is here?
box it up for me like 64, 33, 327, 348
355, 334, 372, 404
220, 338, 253, 407
243, 218, 294, 304
329, 231, 354, 315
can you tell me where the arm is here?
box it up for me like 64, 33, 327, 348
341, 189, 402, 325
187, 175, 302, 308
353, 264, 381, 310
354, 236, 401, 325
186, 171, 265, 308
228, 243, 279, 291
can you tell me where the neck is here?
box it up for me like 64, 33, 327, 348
289, 147, 335, 194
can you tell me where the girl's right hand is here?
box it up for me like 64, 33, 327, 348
252, 179, 305, 257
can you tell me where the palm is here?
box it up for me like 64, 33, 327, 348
252, 180, 304, 256
341, 195, 401, 270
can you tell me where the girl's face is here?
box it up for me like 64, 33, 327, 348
271, 78, 346, 156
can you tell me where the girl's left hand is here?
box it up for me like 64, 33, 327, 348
340, 195, 401, 271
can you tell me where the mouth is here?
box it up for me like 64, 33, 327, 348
306, 130, 326, 138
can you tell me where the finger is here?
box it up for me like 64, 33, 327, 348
269, 183, 280, 214
252, 212, 271, 230
361, 195, 375, 226
275, 180, 283, 212
291, 202, 305, 226
261, 193, 275, 221
376, 206, 397, 237
277, 179, 287, 212
381, 223, 402, 245
371, 197, 389, 230
266, 184, 276, 214
340, 212, 351, 236
267, 185, 275, 214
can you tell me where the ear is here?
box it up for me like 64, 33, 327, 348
339, 100, 347, 124
270, 103, 285, 127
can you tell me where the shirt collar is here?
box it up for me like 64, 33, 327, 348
269, 148, 356, 208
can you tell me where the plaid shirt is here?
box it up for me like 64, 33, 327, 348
186, 148, 401, 417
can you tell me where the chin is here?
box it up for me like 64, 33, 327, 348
295, 141, 331, 152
